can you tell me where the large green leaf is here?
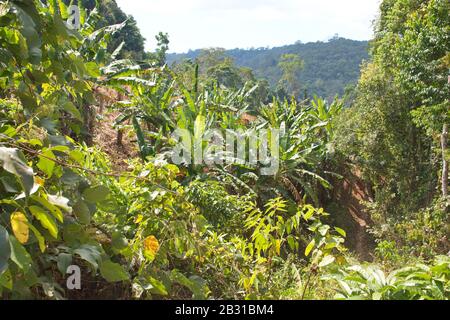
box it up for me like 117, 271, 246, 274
73, 200, 91, 225
0, 226, 11, 275
31, 194, 64, 223
62, 101, 82, 121
146, 276, 168, 296
57, 253, 73, 275
111, 231, 128, 251
170, 269, 208, 299
29, 205, 58, 238
132, 116, 150, 159
9, 236, 32, 273
12, 2, 42, 64
318, 255, 336, 268
100, 260, 129, 283
305, 239, 315, 257
37, 150, 56, 178
194, 114, 206, 142
82, 185, 110, 203
0, 269, 12, 290
73, 245, 101, 270
0, 147, 34, 197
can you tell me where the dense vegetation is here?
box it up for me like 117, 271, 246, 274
0, 0, 448, 301
62, 0, 146, 60
167, 38, 369, 99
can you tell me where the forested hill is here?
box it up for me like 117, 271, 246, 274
167, 38, 369, 98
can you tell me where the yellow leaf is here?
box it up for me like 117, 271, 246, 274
134, 214, 143, 224
10, 211, 29, 244
305, 239, 315, 257
143, 235, 159, 261
35, 176, 45, 187
275, 239, 281, 255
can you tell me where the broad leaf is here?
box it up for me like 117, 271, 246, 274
73, 200, 91, 225
9, 236, 32, 272
29, 205, 58, 238
57, 253, 73, 275
83, 185, 110, 203
305, 239, 315, 257
10, 211, 29, 244
0, 147, 34, 197
0, 226, 11, 275
100, 260, 129, 283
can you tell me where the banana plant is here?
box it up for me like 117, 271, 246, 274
249, 99, 333, 205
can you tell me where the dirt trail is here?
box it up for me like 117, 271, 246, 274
332, 167, 374, 261
92, 110, 139, 172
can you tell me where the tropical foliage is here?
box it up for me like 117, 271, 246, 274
0, 0, 448, 300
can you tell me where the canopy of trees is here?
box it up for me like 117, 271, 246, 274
168, 38, 369, 99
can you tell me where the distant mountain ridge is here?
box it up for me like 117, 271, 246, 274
167, 38, 369, 98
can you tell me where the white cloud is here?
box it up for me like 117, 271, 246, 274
115, 0, 381, 52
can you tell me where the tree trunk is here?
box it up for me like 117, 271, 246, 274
117, 129, 123, 146
442, 123, 448, 197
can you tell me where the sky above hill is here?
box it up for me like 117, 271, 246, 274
115, 0, 381, 53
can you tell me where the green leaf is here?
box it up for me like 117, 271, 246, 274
9, 236, 32, 273
0, 269, 12, 290
0, 226, 11, 275
318, 255, 336, 268
12, 3, 42, 64
170, 269, 208, 299
73, 245, 101, 270
171, 269, 192, 289
57, 0, 68, 19
146, 276, 168, 296
194, 114, 206, 141
57, 253, 73, 275
111, 41, 125, 60
305, 239, 315, 257
334, 227, 347, 237
132, 116, 150, 159
111, 232, 128, 251
85, 62, 100, 78
73, 200, 90, 225
69, 150, 84, 165
0, 147, 34, 197
287, 235, 296, 250
31, 195, 64, 223
303, 207, 315, 220
83, 185, 110, 203
100, 260, 129, 283
318, 224, 330, 236
27, 222, 46, 253
62, 101, 82, 121
37, 150, 56, 178
29, 205, 58, 238
0, 175, 20, 193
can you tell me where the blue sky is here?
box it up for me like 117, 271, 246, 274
115, 0, 381, 53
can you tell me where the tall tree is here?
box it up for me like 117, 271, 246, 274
155, 32, 170, 66
334, 0, 449, 218
277, 54, 304, 97
64, 0, 146, 60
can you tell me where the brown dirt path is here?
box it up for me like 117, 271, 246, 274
92, 110, 139, 172
332, 167, 375, 261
